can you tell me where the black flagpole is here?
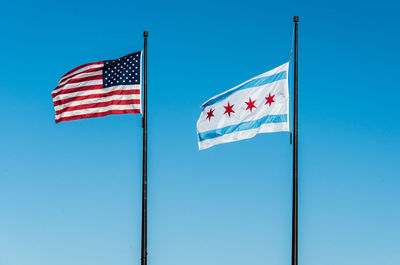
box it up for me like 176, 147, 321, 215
292, 16, 299, 265
141, 30, 148, 265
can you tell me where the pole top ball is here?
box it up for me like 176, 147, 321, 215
293, 16, 299, 22
143, 31, 148, 37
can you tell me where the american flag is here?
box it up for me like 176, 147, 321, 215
52, 51, 142, 123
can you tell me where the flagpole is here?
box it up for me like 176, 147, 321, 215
141, 30, 148, 265
292, 16, 299, 265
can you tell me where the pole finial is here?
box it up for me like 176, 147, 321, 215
143, 31, 148, 37
293, 16, 299, 22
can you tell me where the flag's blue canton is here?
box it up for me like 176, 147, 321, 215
103, 51, 141, 88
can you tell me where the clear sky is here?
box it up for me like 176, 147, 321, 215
0, 0, 399, 265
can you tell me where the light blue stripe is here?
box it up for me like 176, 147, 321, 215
198, 114, 287, 142
202, 71, 287, 108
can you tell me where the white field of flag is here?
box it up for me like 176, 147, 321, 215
197, 62, 290, 150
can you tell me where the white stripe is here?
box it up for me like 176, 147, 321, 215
52, 85, 141, 102
201, 62, 288, 107
198, 122, 289, 150
55, 94, 141, 111
58, 70, 103, 86
197, 79, 288, 131
56, 104, 141, 119
52, 80, 103, 95
59, 63, 103, 83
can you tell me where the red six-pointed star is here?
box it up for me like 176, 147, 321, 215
265, 93, 275, 106
224, 102, 235, 117
245, 97, 256, 112
206, 108, 215, 121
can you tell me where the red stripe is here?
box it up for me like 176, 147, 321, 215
58, 66, 103, 85
55, 74, 103, 90
53, 89, 140, 107
52, 84, 103, 98
60, 61, 103, 79
56, 109, 141, 123
56, 99, 141, 115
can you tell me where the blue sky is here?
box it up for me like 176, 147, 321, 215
0, 0, 399, 265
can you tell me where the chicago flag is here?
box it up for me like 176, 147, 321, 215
197, 62, 289, 150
